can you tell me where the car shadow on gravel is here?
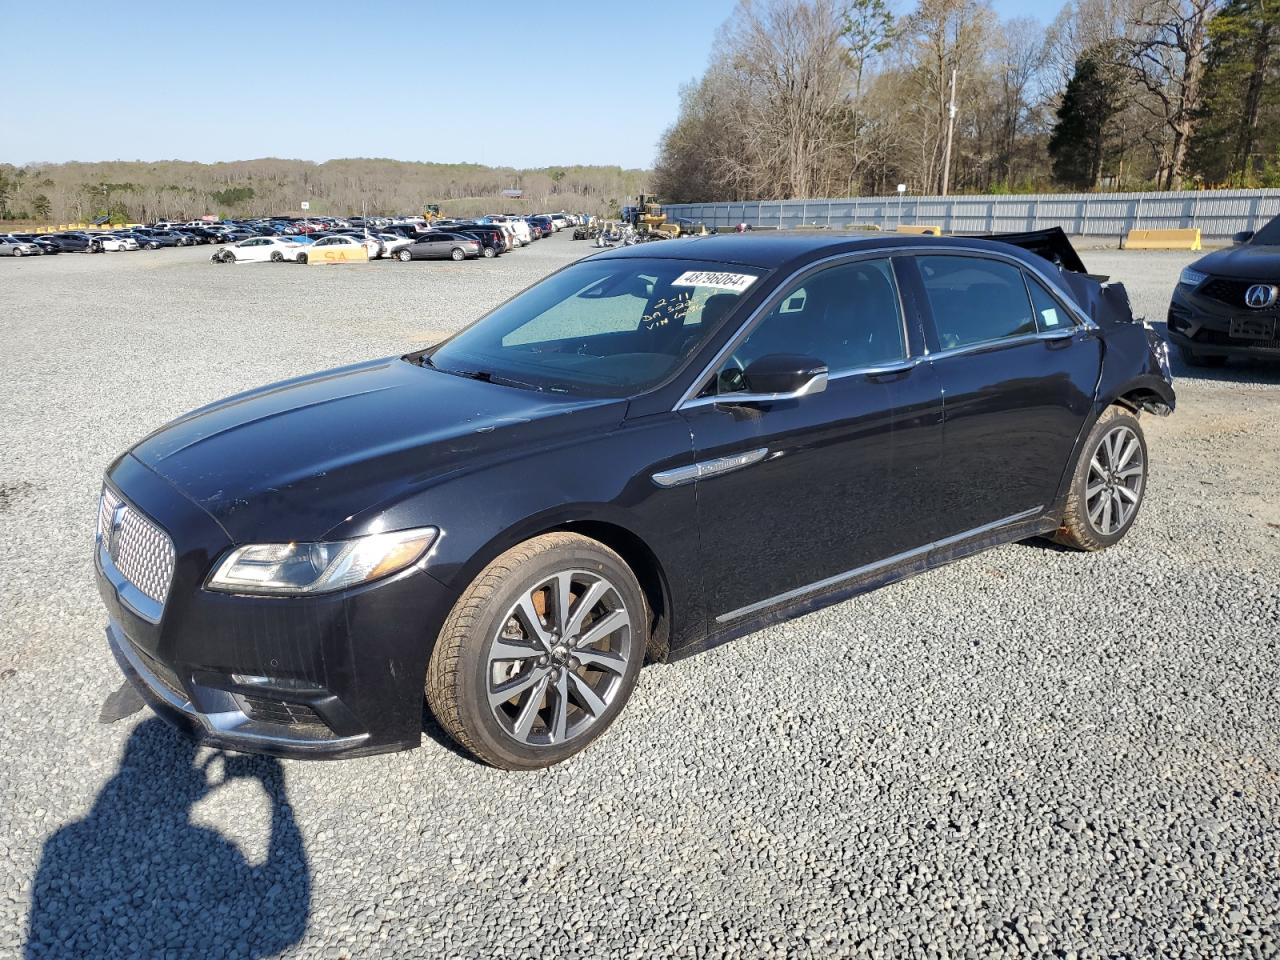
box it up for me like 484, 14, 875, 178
24, 718, 309, 960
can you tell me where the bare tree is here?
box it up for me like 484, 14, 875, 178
1126, 0, 1224, 187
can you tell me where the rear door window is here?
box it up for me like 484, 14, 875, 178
917, 256, 1036, 350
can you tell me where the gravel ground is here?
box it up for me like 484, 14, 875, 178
1, 237, 1278, 960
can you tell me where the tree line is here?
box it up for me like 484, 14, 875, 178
653, 0, 1280, 203
0, 159, 649, 224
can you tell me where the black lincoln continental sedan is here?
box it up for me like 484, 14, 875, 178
1168, 213, 1280, 366
98, 230, 1175, 768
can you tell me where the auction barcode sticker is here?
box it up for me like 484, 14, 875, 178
672, 271, 757, 292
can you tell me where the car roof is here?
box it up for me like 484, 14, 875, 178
589, 232, 1058, 270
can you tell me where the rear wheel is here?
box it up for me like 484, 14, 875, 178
1054, 406, 1148, 551
451, 247, 466, 261
1177, 344, 1227, 368
426, 533, 647, 769
397, 248, 412, 262
482, 245, 496, 259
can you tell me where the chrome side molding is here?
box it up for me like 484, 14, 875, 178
652, 447, 769, 488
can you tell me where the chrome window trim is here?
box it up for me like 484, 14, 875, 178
675, 251, 909, 409
674, 243, 1098, 412
715, 505, 1043, 624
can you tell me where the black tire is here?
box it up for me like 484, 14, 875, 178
12, 248, 23, 258
149, 242, 160, 250
397, 248, 412, 262
270, 250, 284, 262
482, 245, 496, 259
297, 252, 308, 265
224, 251, 236, 263
425, 532, 648, 770
1177, 344, 1227, 368
450, 247, 466, 261
1053, 405, 1148, 551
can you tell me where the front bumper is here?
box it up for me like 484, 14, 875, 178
1168, 285, 1280, 358
107, 619, 372, 758
98, 454, 459, 760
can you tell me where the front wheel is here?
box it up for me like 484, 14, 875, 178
450, 247, 466, 261
1053, 406, 1148, 551
12, 248, 23, 257
426, 533, 647, 769
270, 251, 284, 262
297, 253, 307, 264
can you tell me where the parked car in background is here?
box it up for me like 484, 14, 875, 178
452, 224, 508, 258
395, 232, 482, 261
0, 237, 43, 257
376, 233, 414, 258
8, 234, 61, 254
93, 234, 140, 252
45, 232, 99, 253
1167, 213, 1280, 367
214, 236, 305, 264
133, 230, 188, 247
117, 232, 163, 250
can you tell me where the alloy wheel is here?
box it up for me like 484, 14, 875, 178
1086, 425, 1144, 536
486, 569, 632, 747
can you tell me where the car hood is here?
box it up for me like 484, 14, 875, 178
130, 357, 619, 543
1192, 244, 1280, 281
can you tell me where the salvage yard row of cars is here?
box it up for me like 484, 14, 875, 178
0, 212, 590, 262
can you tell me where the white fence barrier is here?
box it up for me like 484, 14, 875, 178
660, 189, 1280, 238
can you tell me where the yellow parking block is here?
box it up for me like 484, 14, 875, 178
1122, 228, 1201, 251
307, 245, 369, 264
895, 224, 942, 236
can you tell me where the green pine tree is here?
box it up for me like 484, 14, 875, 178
1187, 0, 1280, 185
1049, 46, 1126, 189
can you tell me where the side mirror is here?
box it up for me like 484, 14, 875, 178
719, 354, 828, 404
1233, 230, 1254, 245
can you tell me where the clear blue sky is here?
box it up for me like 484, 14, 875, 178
3, 0, 1057, 169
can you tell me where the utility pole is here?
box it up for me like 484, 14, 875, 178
940, 68, 957, 197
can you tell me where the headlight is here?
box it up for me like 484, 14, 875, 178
207, 526, 437, 596
1178, 267, 1207, 288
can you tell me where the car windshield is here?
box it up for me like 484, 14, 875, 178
426, 257, 762, 398
1252, 215, 1280, 245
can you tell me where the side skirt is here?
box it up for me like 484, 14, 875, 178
665, 513, 1060, 662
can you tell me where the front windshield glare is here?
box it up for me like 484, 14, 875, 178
427, 258, 761, 397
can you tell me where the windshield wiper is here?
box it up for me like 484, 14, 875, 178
431, 363, 544, 392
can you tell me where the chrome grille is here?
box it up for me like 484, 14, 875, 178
98, 487, 175, 608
